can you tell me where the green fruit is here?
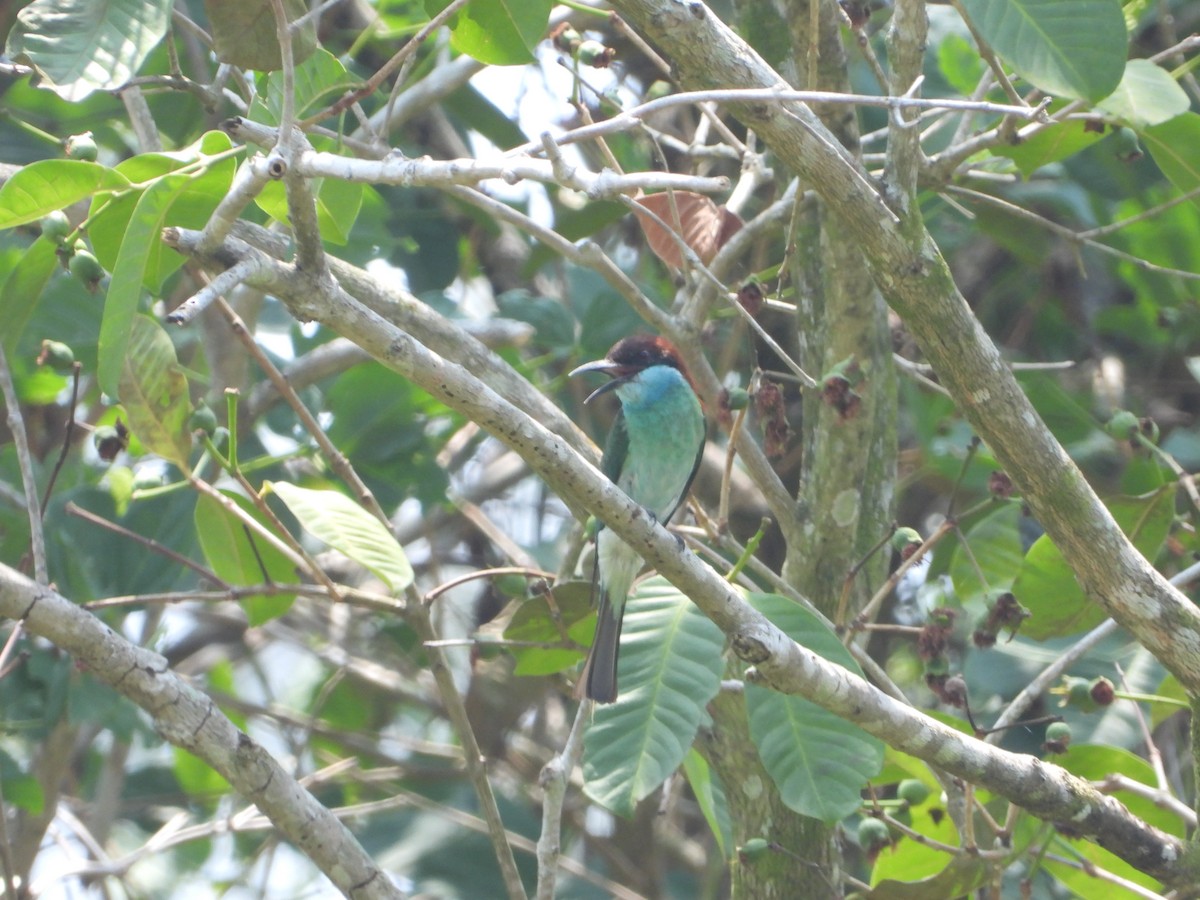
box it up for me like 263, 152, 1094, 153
1112, 126, 1143, 163
69, 249, 104, 290
726, 387, 750, 411
891, 527, 922, 554
40, 210, 71, 243
38, 340, 75, 373
738, 837, 770, 860
1105, 409, 1138, 440
1045, 722, 1072, 744
64, 132, 98, 161
897, 779, 930, 807
188, 403, 218, 437
577, 40, 614, 67
857, 817, 890, 850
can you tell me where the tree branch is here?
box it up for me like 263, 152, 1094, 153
0, 564, 402, 899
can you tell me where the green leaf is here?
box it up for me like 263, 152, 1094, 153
745, 593, 884, 823
195, 492, 298, 626
870, 854, 994, 898
1015, 490, 1174, 639
253, 49, 360, 122
203, 0, 316, 71
958, 0, 1127, 103
425, 0, 553, 66
0, 160, 130, 231
947, 502, 1023, 608
936, 32, 986, 97
583, 578, 726, 818
117, 315, 192, 470
6, 0, 171, 101
0, 237, 60, 353
442, 83, 529, 151
1097, 59, 1190, 128
503, 581, 591, 675
90, 132, 237, 287
496, 290, 576, 351
267, 481, 413, 592
98, 135, 236, 398
992, 115, 1107, 177
682, 749, 732, 859
173, 747, 229, 799
1144, 112, 1200, 207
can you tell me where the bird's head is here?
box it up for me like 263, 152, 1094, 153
569, 335, 693, 404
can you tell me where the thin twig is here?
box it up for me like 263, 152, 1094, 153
0, 342, 47, 583
39, 363, 82, 516
535, 701, 589, 900
406, 587, 527, 900
65, 502, 229, 588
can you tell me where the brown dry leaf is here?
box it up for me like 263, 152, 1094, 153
631, 192, 743, 270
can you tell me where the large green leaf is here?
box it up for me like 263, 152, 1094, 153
6, 0, 171, 101
195, 492, 298, 626
583, 578, 726, 818
502, 581, 591, 676
0, 161, 129, 231
91, 132, 237, 294
267, 481, 413, 593
97, 133, 236, 398
947, 502, 1023, 609
117, 315, 192, 471
745, 593, 884, 824
0, 238, 60, 353
203, 0, 315, 71
1015, 490, 1174, 639
682, 749, 732, 860
1097, 60, 1189, 128
1144, 113, 1200, 208
425, 0, 552, 66
959, 0, 1126, 103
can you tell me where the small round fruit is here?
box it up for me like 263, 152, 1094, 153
738, 837, 770, 861
1105, 410, 1138, 440
188, 403, 218, 437
40, 210, 71, 243
897, 779, 930, 807
726, 387, 750, 410
64, 132, 98, 161
857, 817, 890, 851
1046, 722, 1072, 744
69, 249, 104, 290
38, 340, 75, 373
891, 527, 922, 554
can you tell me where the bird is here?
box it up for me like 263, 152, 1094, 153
569, 335, 706, 703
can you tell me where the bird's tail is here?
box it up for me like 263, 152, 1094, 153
584, 588, 624, 704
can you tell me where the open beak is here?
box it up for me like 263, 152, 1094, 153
569, 358, 625, 404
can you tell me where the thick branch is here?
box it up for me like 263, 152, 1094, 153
0, 564, 401, 899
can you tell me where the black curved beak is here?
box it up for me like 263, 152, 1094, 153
569, 358, 625, 404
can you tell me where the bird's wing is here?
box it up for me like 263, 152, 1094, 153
663, 434, 705, 525
601, 408, 629, 486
